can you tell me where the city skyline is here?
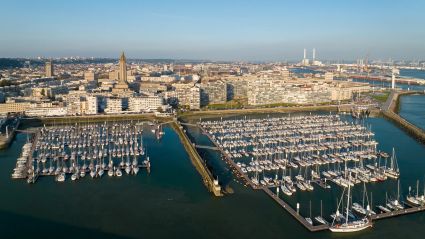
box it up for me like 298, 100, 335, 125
1, 0, 425, 61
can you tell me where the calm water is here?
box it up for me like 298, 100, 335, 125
1, 116, 425, 239
400, 69, 425, 80
399, 94, 425, 131
290, 68, 323, 75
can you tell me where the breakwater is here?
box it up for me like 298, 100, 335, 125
171, 121, 222, 196
382, 91, 425, 143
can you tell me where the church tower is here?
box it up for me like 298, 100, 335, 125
112, 51, 129, 93
119, 52, 127, 83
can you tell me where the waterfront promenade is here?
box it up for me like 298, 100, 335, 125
178, 103, 353, 119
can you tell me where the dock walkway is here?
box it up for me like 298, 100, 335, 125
371, 204, 425, 220
195, 124, 257, 189
263, 187, 330, 231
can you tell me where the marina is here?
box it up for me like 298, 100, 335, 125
2, 111, 425, 238
193, 113, 425, 232
12, 121, 153, 183
198, 114, 397, 192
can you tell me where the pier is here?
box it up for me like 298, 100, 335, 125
195, 124, 257, 189
371, 204, 425, 220
171, 121, 222, 196
0, 116, 20, 149
263, 185, 425, 232
263, 187, 330, 231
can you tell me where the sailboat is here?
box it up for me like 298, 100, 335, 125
315, 200, 329, 225
108, 166, 115, 177
281, 184, 292, 196
406, 180, 422, 207
305, 201, 313, 225
330, 174, 373, 233
56, 172, 66, 182
389, 180, 404, 210
385, 148, 400, 179
377, 192, 392, 213
352, 183, 376, 216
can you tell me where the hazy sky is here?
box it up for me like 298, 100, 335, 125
0, 0, 424, 61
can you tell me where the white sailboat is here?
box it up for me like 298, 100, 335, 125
315, 200, 329, 225
330, 174, 373, 233
406, 180, 421, 206
385, 148, 400, 179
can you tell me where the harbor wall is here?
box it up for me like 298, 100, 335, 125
179, 104, 342, 120
0, 132, 15, 149
170, 121, 222, 197
0, 120, 20, 150
382, 91, 425, 143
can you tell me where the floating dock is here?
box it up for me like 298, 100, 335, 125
263, 186, 425, 232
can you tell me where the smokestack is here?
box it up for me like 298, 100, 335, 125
303, 48, 306, 59
312, 48, 316, 61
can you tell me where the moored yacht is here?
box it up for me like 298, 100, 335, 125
330, 175, 373, 233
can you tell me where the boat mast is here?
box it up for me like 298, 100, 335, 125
391, 148, 395, 171
345, 174, 351, 225
416, 180, 419, 198
309, 200, 312, 219
397, 179, 400, 202
423, 176, 425, 198
362, 182, 366, 208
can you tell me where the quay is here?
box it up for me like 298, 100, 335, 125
171, 121, 222, 196
178, 104, 344, 119
381, 90, 425, 144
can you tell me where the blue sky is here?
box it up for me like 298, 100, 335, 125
0, 0, 424, 61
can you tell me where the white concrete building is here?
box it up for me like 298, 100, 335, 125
104, 98, 123, 114
26, 107, 67, 117
325, 72, 334, 81
128, 96, 165, 112
85, 96, 98, 115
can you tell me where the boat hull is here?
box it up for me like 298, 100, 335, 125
329, 222, 372, 232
